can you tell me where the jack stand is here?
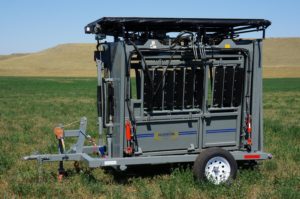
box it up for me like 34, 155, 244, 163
58, 161, 65, 182
54, 126, 66, 182
37, 157, 43, 183
74, 161, 81, 173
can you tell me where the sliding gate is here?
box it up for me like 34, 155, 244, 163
127, 45, 245, 155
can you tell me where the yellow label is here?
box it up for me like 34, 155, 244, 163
225, 44, 231, 48
154, 132, 160, 141
171, 132, 179, 140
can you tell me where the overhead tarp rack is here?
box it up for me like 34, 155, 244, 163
85, 17, 271, 38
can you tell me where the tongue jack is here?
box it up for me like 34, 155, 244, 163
54, 126, 66, 181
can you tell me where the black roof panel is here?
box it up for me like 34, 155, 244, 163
85, 17, 271, 37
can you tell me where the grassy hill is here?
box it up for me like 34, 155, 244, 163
0, 53, 29, 61
263, 38, 300, 78
263, 38, 300, 67
0, 38, 299, 77
0, 44, 96, 77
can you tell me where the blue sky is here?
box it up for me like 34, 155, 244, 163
0, 0, 299, 54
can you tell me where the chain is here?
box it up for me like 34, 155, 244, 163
63, 119, 80, 127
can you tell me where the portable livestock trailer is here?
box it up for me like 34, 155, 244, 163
24, 17, 272, 184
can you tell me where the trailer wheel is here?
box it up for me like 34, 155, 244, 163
193, 148, 237, 185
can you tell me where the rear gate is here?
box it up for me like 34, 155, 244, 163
203, 64, 244, 148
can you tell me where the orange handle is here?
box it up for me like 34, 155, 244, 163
125, 120, 131, 141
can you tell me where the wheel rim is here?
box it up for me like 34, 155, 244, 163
205, 156, 231, 184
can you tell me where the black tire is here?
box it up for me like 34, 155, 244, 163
193, 148, 238, 184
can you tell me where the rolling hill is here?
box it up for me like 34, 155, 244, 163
0, 53, 29, 61
0, 38, 299, 77
0, 44, 96, 77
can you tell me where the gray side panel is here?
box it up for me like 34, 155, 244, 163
251, 40, 263, 151
111, 42, 126, 158
203, 114, 239, 147
136, 119, 199, 152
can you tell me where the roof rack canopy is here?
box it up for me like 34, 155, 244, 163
85, 17, 271, 39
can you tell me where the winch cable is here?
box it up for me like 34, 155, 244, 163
78, 130, 99, 154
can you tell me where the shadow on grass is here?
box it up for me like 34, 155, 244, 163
105, 163, 194, 184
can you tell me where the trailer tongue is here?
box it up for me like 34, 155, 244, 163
24, 17, 272, 185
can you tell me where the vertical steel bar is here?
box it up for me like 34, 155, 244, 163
182, 67, 186, 109
96, 58, 104, 145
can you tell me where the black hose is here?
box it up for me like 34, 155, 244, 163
152, 48, 181, 100
128, 40, 153, 85
170, 31, 194, 49
128, 39, 154, 110
151, 31, 195, 103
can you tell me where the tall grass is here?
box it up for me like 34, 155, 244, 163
0, 77, 299, 198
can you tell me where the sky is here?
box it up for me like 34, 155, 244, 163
0, 0, 299, 55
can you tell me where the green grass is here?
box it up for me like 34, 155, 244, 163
0, 77, 299, 198
263, 78, 300, 92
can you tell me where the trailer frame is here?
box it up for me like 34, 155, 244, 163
24, 17, 272, 184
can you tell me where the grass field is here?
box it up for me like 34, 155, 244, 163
0, 77, 299, 198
